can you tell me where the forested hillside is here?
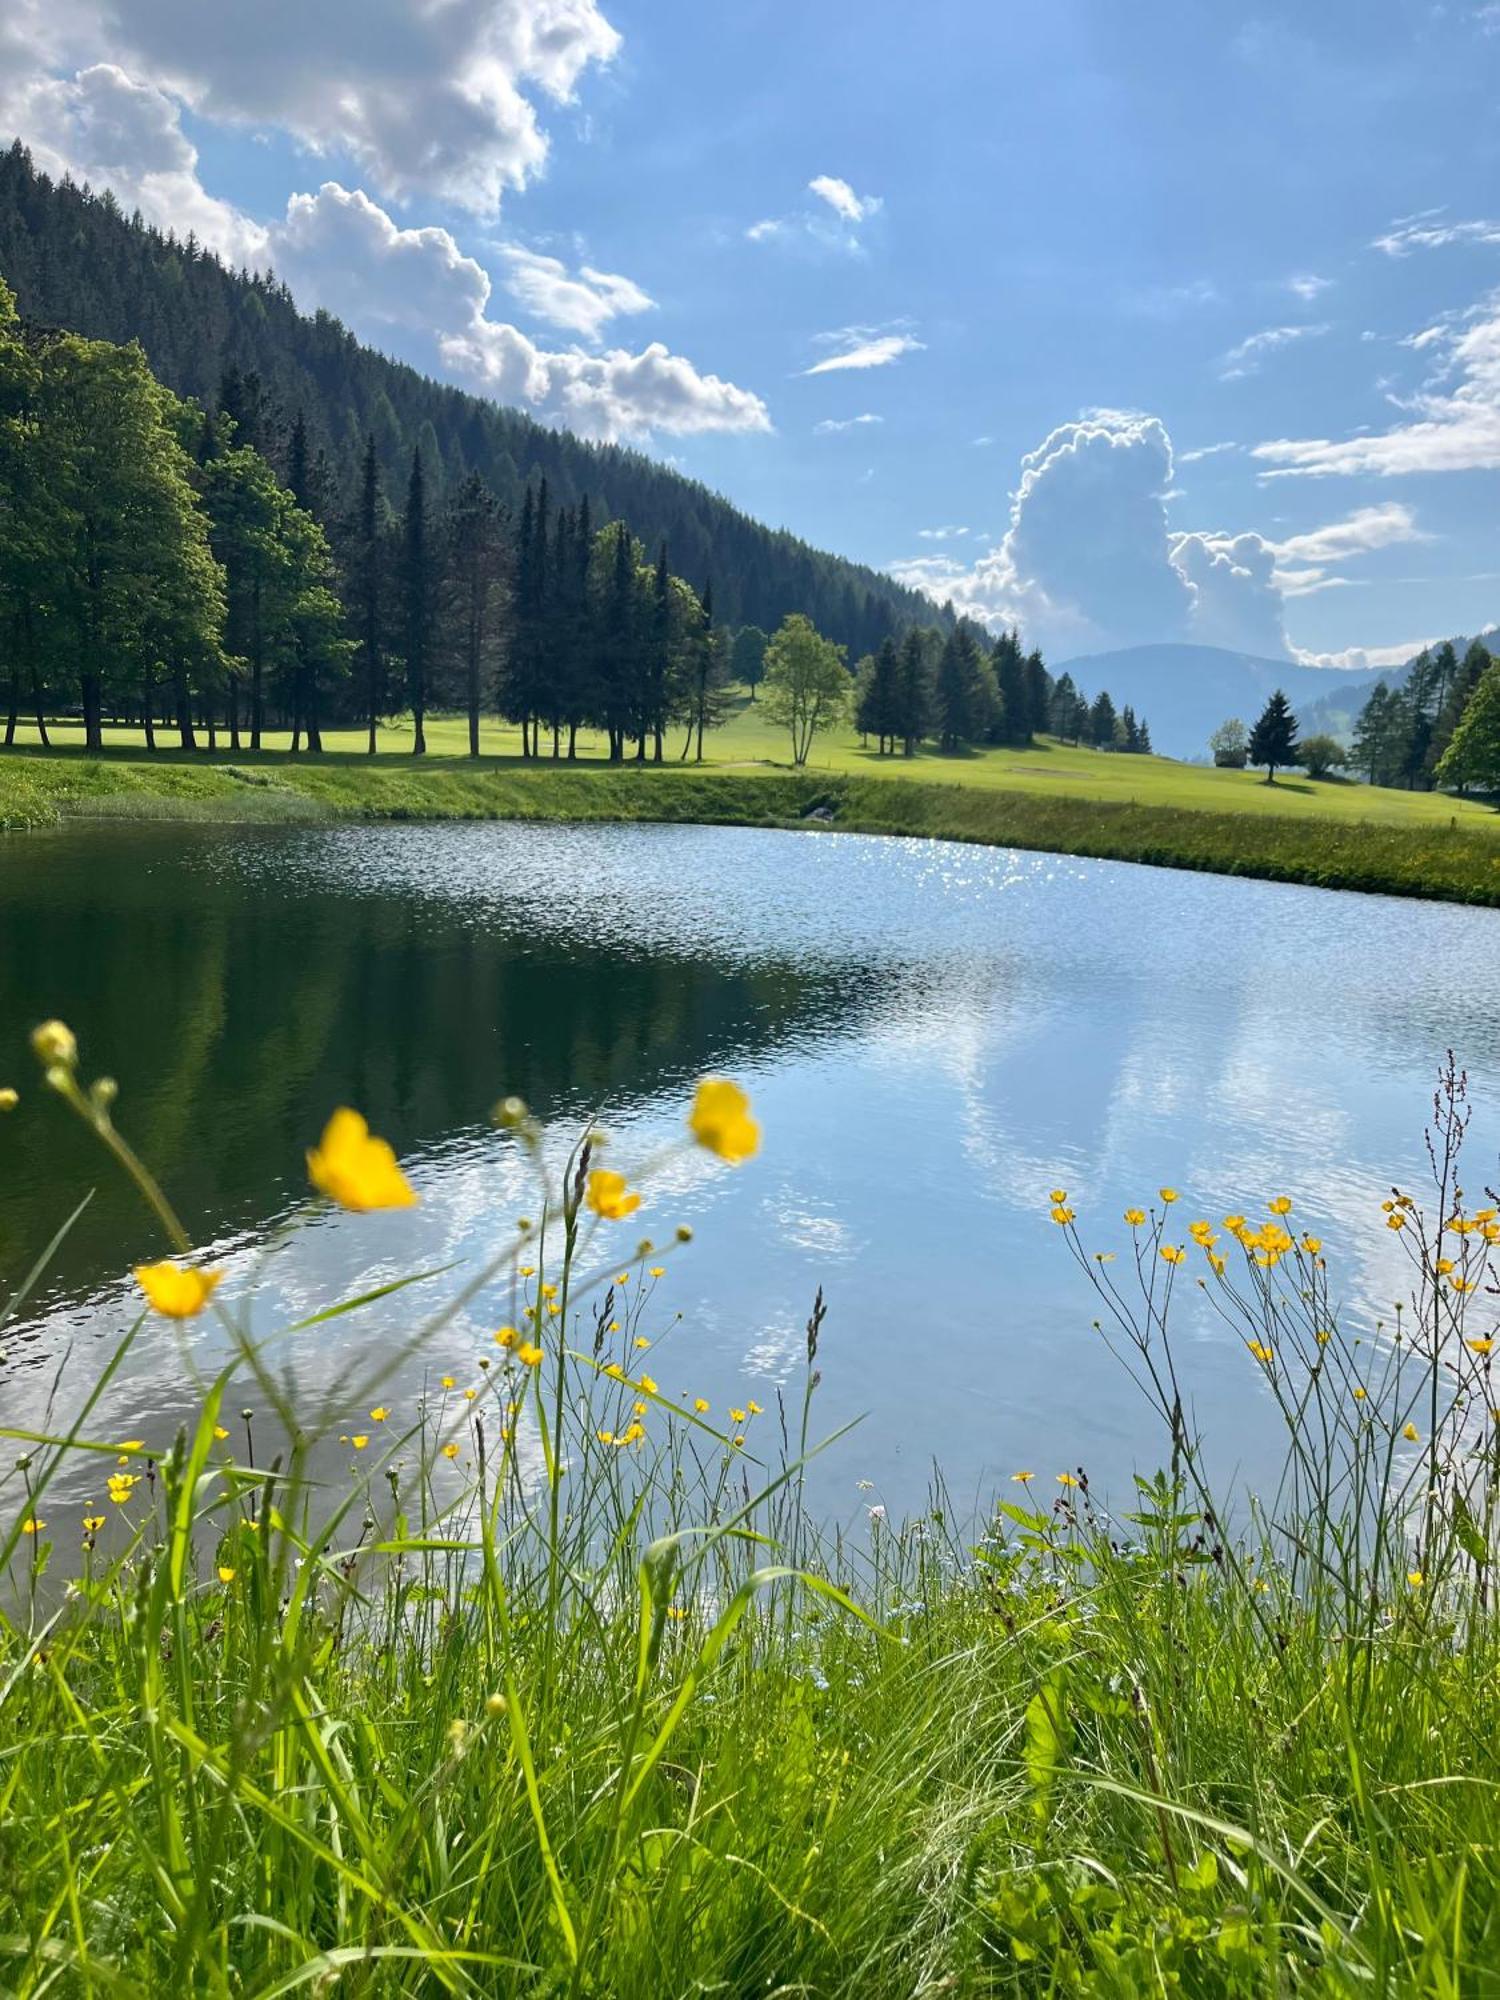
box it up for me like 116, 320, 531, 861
0, 141, 939, 657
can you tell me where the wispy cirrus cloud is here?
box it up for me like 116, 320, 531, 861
746, 174, 882, 253
805, 326, 924, 376
812, 411, 884, 434
1219, 322, 1331, 380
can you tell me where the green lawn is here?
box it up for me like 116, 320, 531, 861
8, 693, 1499, 831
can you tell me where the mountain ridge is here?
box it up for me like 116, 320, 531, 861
0, 140, 944, 658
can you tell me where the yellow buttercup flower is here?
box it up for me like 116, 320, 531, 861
1268, 1196, 1292, 1216
1050, 1188, 1067, 1204
1467, 1338, 1494, 1356
1407, 1570, 1424, 1589
587, 1169, 642, 1220
1301, 1235, 1321, 1254
369, 1406, 389, 1423
1056, 1471, 1079, 1488
1124, 1207, 1146, 1227
0, 1087, 17, 1112
688, 1078, 760, 1163
747, 1399, 764, 1415
1402, 1423, 1419, 1442
1011, 1470, 1035, 1484
693, 1398, 711, 1414
213, 1426, 229, 1441
1050, 1205, 1075, 1226
639, 1373, 658, 1395
1159, 1188, 1178, 1205
496, 1326, 517, 1348
1159, 1245, 1185, 1266
20, 1518, 45, 1535
351, 1434, 369, 1450
135, 1261, 222, 1319
217, 1566, 236, 1583
648, 1265, 666, 1278
441, 1375, 456, 1389
1387, 1212, 1406, 1232
517, 1341, 544, 1367
307, 1108, 416, 1213
442, 1442, 460, 1461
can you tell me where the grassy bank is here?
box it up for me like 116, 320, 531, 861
3, 1040, 1499, 1994
5, 735, 1500, 904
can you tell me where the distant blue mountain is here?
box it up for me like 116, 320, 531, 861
1056, 643, 1391, 760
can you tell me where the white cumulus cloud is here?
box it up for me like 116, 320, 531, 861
3, 0, 621, 214
275, 184, 770, 442
886, 412, 1428, 662
812, 412, 883, 434
498, 244, 653, 339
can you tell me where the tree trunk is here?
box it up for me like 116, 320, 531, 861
468, 646, 480, 758
141, 672, 156, 752
653, 727, 663, 763
228, 677, 242, 752
81, 669, 103, 753
31, 670, 49, 748
173, 667, 197, 751
636, 732, 646, 763
696, 715, 705, 762
4, 669, 17, 747
567, 723, 577, 761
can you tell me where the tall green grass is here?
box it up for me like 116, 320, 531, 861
3, 1037, 1500, 1994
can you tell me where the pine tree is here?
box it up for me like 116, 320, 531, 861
1089, 690, 1117, 749
855, 635, 902, 753
402, 445, 430, 755
442, 472, 507, 758
895, 629, 933, 754
352, 433, 384, 755
934, 627, 998, 751
1248, 688, 1299, 783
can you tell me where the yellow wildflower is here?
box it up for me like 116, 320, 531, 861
1160, 1245, 1185, 1266
1124, 1208, 1146, 1227
369, 1406, 389, 1423
748, 1400, 764, 1415
441, 1375, 456, 1389
518, 1341, 544, 1367
1407, 1570, 1424, 1589
496, 1326, 517, 1348
604, 1363, 625, 1380
20, 1518, 44, 1535
135, 1261, 222, 1319
1467, 1338, 1494, 1356
1057, 1471, 1079, 1488
442, 1442, 460, 1461
648, 1265, 666, 1278
217, 1566, 236, 1584
597, 1428, 615, 1445
1353, 1387, 1367, 1401
1301, 1235, 1321, 1254
1451, 1277, 1476, 1294
1011, 1470, 1035, 1484
1402, 1423, 1419, 1442
1189, 1220, 1216, 1246
1268, 1196, 1292, 1216
1223, 1213, 1246, 1233
1050, 1188, 1067, 1203
0, 1087, 17, 1112
352, 1435, 369, 1450
213, 1426, 229, 1441
1247, 1341, 1274, 1364
633, 1336, 651, 1350
729, 1407, 747, 1423
639, 1373, 658, 1395
1050, 1205, 1076, 1226
688, 1077, 760, 1163
1387, 1212, 1406, 1232
307, 1108, 416, 1212
693, 1398, 711, 1414
1160, 1188, 1178, 1204
82, 1514, 104, 1535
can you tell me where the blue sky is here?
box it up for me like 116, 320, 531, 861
5, 0, 1500, 666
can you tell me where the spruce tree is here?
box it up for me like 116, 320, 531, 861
1248, 688, 1299, 783
402, 445, 430, 755
1436, 656, 1500, 795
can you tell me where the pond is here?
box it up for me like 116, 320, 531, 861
3, 818, 1499, 1526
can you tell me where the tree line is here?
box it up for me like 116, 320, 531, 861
854, 627, 1152, 759
1206, 643, 1500, 799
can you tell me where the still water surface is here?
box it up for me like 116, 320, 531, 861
3, 819, 1499, 1522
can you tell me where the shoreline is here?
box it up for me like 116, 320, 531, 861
4, 750, 1500, 907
